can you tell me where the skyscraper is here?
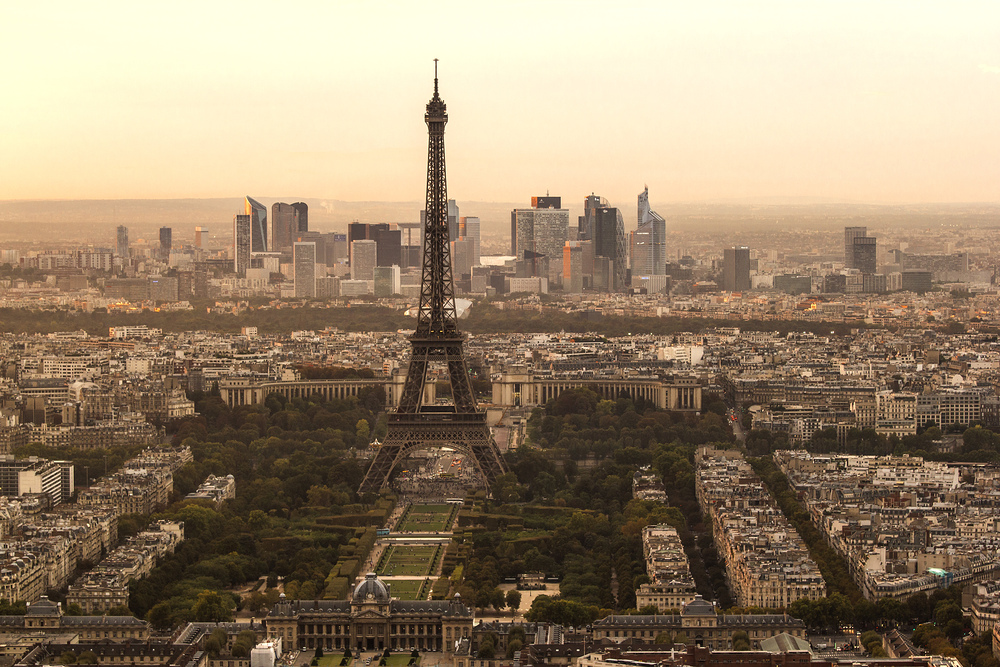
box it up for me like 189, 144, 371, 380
723, 246, 751, 292
350, 239, 377, 281
511, 197, 569, 286
158, 227, 172, 260
374, 227, 402, 267
194, 227, 206, 249
116, 225, 129, 260
459, 216, 481, 267
844, 226, 867, 268
292, 202, 308, 233
373, 265, 401, 297
579, 194, 603, 241
272, 202, 308, 253
563, 241, 584, 294
592, 206, 627, 291
853, 236, 877, 274
294, 242, 317, 298
633, 186, 666, 277
233, 215, 251, 277
451, 238, 475, 281
245, 196, 268, 253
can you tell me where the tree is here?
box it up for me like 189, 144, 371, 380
356, 419, 370, 443
505, 589, 522, 613
476, 639, 495, 659
147, 602, 174, 631
316, 646, 325, 659
192, 590, 234, 622
732, 630, 751, 651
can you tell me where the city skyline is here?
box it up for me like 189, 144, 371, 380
1, 2, 998, 207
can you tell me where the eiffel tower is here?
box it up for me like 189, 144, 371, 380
359, 63, 508, 493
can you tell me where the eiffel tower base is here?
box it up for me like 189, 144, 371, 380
359, 415, 506, 494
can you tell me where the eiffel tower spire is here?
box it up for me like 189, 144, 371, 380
359, 63, 508, 494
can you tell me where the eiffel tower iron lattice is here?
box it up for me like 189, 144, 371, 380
359, 63, 508, 493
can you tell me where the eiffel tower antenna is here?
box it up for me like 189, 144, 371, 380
359, 62, 508, 494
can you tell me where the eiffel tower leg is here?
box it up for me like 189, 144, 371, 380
359, 431, 409, 493
465, 426, 508, 487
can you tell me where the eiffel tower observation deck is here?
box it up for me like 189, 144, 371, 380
358, 63, 508, 494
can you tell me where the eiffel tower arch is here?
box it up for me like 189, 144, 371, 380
359, 64, 508, 494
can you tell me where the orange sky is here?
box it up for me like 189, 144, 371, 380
1, 1, 998, 208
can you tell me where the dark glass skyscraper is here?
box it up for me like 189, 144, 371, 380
723, 246, 751, 291
245, 196, 268, 253
116, 225, 130, 260
593, 206, 626, 291
234, 215, 251, 277
578, 194, 603, 241
271, 202, 309, 253
853, 236, 877, 274
159, 227, 172, 260
844, 226, 866, 268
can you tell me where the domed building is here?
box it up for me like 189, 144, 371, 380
265, 573, 473, 654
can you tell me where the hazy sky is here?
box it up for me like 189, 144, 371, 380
2, 1, 998, 207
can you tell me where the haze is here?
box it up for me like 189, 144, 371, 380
1, 1, 998, 207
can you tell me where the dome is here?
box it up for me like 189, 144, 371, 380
353, 573, 390, 602
682, 594, 716, 616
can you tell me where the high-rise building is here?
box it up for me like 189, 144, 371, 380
330, 233, 349, 264
292, 202, 308, 232
350, 239, 377, 281
116, 225, 130, 260
511, 197, 569, 286
373, 265, 401, 297
194, 227, 206, 249
348, 221, 368, 247
723, 246, 751, 292
245, 196, 268, 253
579, 194, 603, 241
234, 215, 251, 277
633, 187, 666, 277
294, 242, 317, 298
593, 206, 627, 291
844, 226, 867, 268
451, 238, 475, 281
563, 241, 584, 294
459, 216, 481, 267
374, 228, 402, 267
853, 236, 877, 274
158, 227, 172, 260
272, 202, 309, 253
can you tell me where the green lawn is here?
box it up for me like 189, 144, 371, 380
387, 578, 430, 600
376, 545, 440, 577
397, 504, 456, 533
317, 657, 352, 667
